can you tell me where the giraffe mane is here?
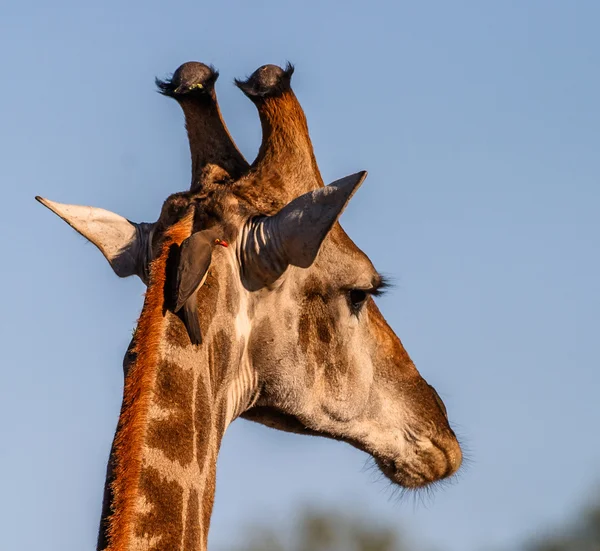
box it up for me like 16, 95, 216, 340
106, 212, 194, 550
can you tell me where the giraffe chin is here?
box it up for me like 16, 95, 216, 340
374, 456, 438, 489
372, 442, 461, 489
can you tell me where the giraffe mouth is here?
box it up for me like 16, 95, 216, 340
368, 437, 462, 489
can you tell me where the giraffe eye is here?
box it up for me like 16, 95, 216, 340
348, 289, 368, 314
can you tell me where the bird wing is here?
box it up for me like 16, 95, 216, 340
174, 231, 214, 313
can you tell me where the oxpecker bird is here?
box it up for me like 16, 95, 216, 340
174, 230, 228, 345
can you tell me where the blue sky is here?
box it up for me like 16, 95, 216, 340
2, 1, 599, 550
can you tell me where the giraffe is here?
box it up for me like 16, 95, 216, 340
37, 61, 463, 551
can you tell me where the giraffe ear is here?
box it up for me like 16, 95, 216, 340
241, 171, 367, 289
36, 196, 154, 282
274, 171, 367, 267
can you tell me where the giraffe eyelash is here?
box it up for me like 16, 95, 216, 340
367, 274, 392, 297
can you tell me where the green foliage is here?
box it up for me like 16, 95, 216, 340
234, 509, 406, 551
232, 492, 600, 551
525, 500, 600, 551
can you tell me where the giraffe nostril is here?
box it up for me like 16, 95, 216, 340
429, 385, 448, 419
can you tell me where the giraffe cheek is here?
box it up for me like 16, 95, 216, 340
316, 355, 373, 422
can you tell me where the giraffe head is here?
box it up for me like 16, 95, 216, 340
39, 62, 461, 520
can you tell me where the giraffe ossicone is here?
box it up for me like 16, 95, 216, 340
38, 61, 463, 551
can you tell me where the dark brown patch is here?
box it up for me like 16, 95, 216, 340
199, 401, 227, 549
214, 405, 228, 448
147, 360, 194, 466
196, 267, 221, 336
201, 448, 218, 544
298, 309, 311, 354
183, 489, 200, 551
208, 329, 232, 391
316, 318, 332, 344
136, 466, 184, 550
298, 277, 334, 361
165, 314, 192, 348
255, 317, 274, 344
194, 374, 213, 471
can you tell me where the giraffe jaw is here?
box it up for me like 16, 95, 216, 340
242, 406, 461, 489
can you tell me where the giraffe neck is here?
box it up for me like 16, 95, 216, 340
97, 216, 255, 551
131, 357, 225, 550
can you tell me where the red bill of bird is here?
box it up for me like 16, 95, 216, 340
173, 230, 228, 345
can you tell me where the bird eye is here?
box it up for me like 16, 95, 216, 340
348, 289, 368, 315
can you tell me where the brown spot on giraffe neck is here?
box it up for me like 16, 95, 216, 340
194, 381, 227, 550
183, 489, 200, 551
195, 371, 213, 473
201, 448, 218, 544
146, 360, 194, 466
208, 328, 232, 393
248, 314, 273, 347
165, 314, 193, 348
135, 466, 184, 550
196, 266, 221, 337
